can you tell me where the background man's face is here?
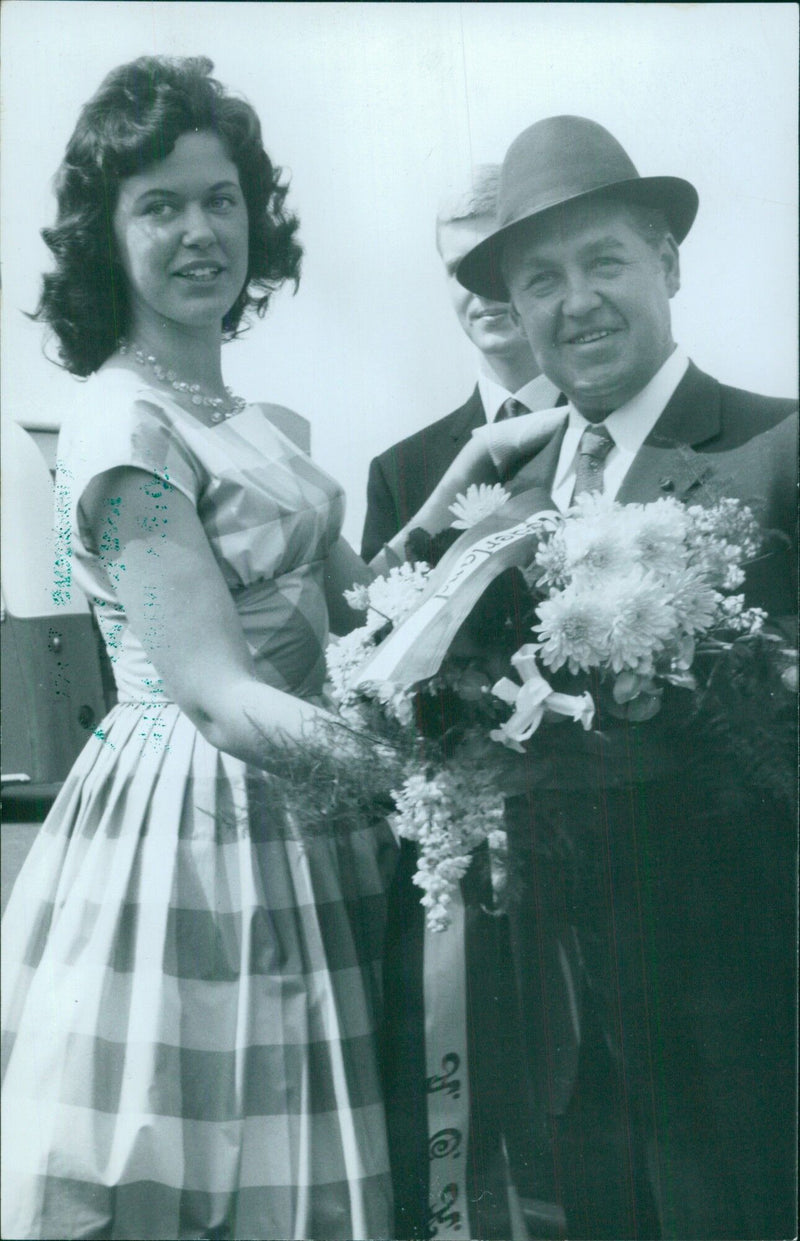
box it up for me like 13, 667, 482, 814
505, 199, 680, 417
438, 216, 528, 360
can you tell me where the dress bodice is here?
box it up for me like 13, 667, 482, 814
56, 370, 345, 702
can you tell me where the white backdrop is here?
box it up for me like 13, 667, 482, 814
1, 1, 797, 544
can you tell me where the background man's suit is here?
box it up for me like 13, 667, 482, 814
502, 362, 797, 1239
361, 386, 486, 564
363, 386, 576, 1240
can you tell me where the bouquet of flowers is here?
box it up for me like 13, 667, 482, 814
491, 491, 768, 743
325, 484, 795, 929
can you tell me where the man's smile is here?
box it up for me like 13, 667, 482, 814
561, 327, 622, 346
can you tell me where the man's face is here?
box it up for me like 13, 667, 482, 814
438, 216, 529, 359
504, 199, 680, 418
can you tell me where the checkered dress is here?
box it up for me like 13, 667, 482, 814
2, 372, 395, 1240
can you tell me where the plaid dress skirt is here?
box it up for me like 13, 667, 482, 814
2, 377, 396, 1239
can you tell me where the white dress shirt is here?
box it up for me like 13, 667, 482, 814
551, 347, 689, 512
477, 370, 561, 422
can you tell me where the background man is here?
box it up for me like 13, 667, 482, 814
360, 165, 559, 564
458, 115, 797, 1240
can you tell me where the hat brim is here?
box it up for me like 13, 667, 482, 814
456, 175, 699, 301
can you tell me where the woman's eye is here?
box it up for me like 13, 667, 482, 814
208, 195, 236, 212
143, 201, 175, 219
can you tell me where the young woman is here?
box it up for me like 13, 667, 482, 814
1, 56, 559, 1240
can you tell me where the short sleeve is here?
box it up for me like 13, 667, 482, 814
59, 391, 204, 557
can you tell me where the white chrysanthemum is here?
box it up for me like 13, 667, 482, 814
449, 483, 512, 529
534, 585, 614, 673
533, 528, 569, 587
560, 499, 632, 581
667, 566, 722, 635
604, 572, 678, 673
362, 562, 430, 631
617, 499, 690, 576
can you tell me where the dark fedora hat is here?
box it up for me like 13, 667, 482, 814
457, 115, 698, 300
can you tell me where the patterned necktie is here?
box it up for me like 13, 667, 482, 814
572, 423, 614, 497
495, 397, 530, 422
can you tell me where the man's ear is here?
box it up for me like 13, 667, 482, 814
661, 234, 681, 298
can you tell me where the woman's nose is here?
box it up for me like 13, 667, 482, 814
181, 204, 215, 247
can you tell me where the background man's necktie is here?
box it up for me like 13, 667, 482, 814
572, 423, 614, 497
495, 397, 530, 422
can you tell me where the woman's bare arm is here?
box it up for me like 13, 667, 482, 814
87, 466, 351, 764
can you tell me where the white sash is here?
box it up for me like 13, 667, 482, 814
355, 493, 557, 691
424, 890, 471, 1239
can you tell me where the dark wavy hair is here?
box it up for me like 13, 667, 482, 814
33, 56, 303, 376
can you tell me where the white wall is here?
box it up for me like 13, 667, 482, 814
2, 1, 797, 545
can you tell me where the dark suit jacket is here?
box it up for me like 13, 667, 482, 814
503, 361, 798, 1238
361, 387, 486, 562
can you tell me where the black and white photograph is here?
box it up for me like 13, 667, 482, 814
1, 3, 797, 1239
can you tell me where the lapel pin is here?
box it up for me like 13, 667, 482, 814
659, 477, 675, 492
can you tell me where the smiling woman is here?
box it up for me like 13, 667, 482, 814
2, 55, 399, 1241
33, 55, 302, 379
112, 132, 250, 340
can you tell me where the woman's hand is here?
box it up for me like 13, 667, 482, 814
373, 406, 566, 567
470, 406, 567, 476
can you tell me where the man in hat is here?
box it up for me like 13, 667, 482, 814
457, 116, 797, 1239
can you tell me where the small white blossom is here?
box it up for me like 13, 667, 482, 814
361, 562, 431, 631
326, 628, 376, 705
343, 583, 371, 612
390, 765, 504, 931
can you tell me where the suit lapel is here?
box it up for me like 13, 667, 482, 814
618, 363, 723, 503
448, 386, 486, 452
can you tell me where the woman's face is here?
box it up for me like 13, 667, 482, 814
112, 131, 249, 338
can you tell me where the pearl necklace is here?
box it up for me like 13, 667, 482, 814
119, 341, 247, 422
